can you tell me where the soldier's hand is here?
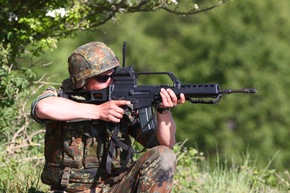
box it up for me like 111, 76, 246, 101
97, 100, 131, 123
158, 88, 185, 109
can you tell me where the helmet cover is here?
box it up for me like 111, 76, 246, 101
68, 42, 120, 89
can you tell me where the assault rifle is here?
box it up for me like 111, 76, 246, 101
61, 66, 256, 132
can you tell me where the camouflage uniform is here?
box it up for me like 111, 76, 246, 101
31, 88, 176, 193
31, 42, 176, 193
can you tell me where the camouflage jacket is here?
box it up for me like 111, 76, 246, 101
31, 87, 159, 190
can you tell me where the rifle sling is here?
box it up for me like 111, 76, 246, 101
106, 123, 137, 176
105, 112, 158, 176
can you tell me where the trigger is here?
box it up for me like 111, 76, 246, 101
122, 104, 135, 122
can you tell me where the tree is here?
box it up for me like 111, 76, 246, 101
1, 0, 228, 64
0, 0, 229, 153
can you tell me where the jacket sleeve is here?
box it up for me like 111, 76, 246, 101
30, 86, 58, 124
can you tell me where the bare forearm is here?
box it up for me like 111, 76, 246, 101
35, 97, 100, 121
156, 112, 176, 148
35, 96, 130, 123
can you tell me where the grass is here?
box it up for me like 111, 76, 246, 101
172, 143, 290, 193
0, 152, 49, 193
0, 144, 289, 193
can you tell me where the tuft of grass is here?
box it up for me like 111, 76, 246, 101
0, 148, 49, 193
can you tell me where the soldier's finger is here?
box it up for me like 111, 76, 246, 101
166, 89, 178, 105
160, 89, 170, 106
113, 100, 131, 106
178, 93, 186, 104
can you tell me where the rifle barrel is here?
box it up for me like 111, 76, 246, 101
219, 88, 257, 94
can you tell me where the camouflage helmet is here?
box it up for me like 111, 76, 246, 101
68, 42, 120, 89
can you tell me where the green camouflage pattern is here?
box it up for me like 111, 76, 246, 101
68, 42, 120, 89
41, 120, 111, 190
51, 146, 176, 193
31, 87, 173, 192
99, 145, 176, 193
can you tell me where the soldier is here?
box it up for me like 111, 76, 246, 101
31, 42, 185, 193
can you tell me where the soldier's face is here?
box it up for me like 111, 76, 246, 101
85, 69, 114, 90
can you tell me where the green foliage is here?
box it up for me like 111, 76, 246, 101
1, 0, 228, 64
0, 65, 35, 142
0, 149, 47, 193
172, 143, 290, 193
173, 141, 205, 192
